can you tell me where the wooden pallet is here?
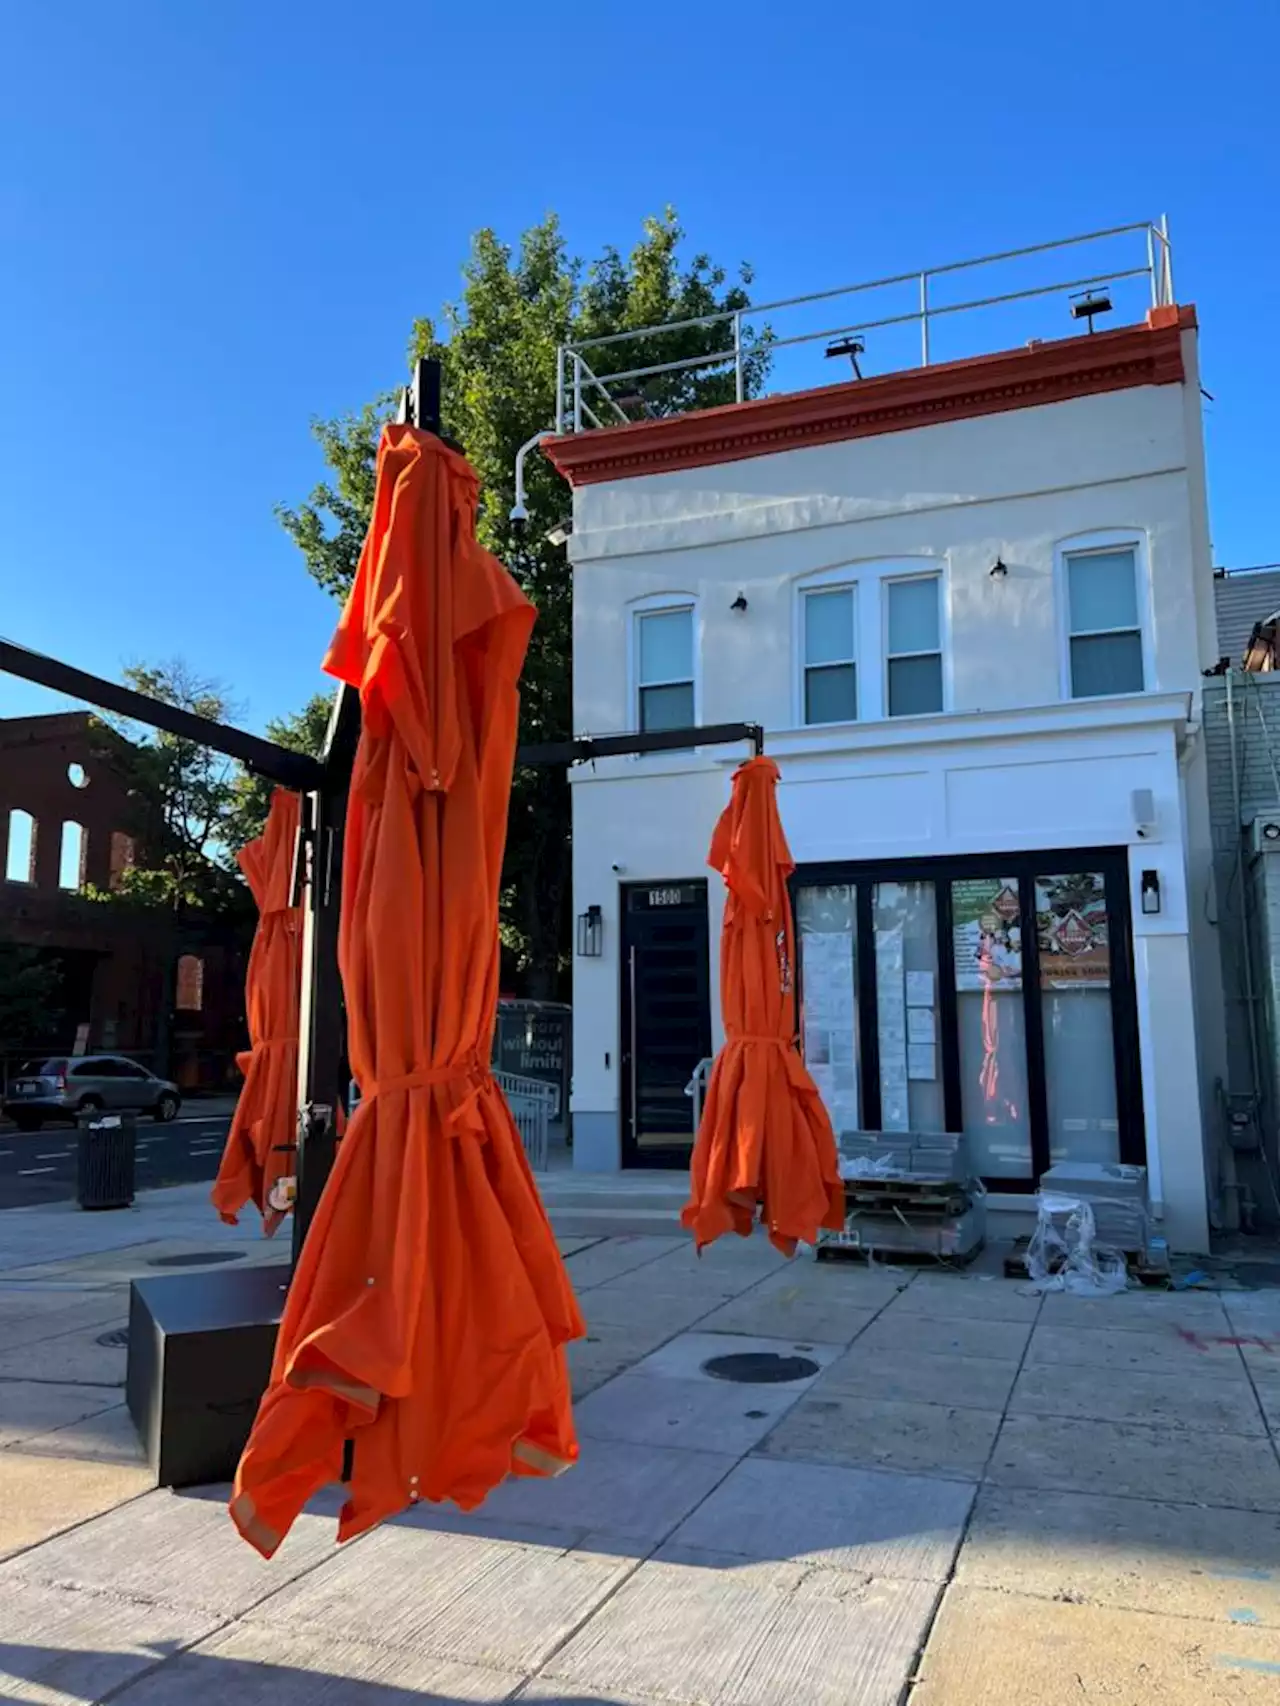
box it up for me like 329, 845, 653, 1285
817, 1236, 986, 1270
1002, 1234, 1171, 1288
839, 1177, 970, 1217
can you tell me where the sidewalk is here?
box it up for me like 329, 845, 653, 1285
3, 1181, 1280, 1702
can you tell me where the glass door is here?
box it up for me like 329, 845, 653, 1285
794, 848, 1143, 1188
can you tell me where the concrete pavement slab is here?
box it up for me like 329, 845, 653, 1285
1027, 1320, 1250, 1376
572, 1317, 682, 1367
107, 1624, 525, 1704
6, 1485, 343, 1614
855, 1313, 1032, 1363
629, 1330, 843, 1383
468, 1435, 736, 1545
574, 1371, 805, 1454
760, 1391, 1003, 1480
16, 1402, 145, 1466
1038, 1288, 1232, 1334
814, 1345, 1020, 1411
0, 1577, 219, 1706
0, 1321, 128, 1386
910, 1585, 1280, 1704
957, 1483, 1280, 1626
543, 1550, 940, 1706
254, 1527, 635, 1673
582, 1287, 727, 1335
696, 1293, 882, 1344
0, 1450, 152, 1561
885, 1273, 1043, 1323
1009, 1361, 1267, 1434
747, 1262, 909, 1307
0, 1291, 127, 1352
988, 1412, 1280, 1508
0, 1379, 123, 1448
668, 1455, 974, 1579
559, 1235, 683, 1289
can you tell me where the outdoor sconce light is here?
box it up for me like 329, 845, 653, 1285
1141, 871, 1161, 916
990, 557, 1008, 579
577, 904, 604, 957
730, 592, 748, 613
546, 517, 573, 548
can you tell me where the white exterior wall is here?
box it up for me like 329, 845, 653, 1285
568, 339, 1220, 1251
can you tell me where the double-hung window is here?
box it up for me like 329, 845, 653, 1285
636, 605, 695, 732
886, 576, 943, 716
1065, 545, 1144, 697
803, 587, 858, 724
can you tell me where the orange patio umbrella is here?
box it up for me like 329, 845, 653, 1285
682, 755, 845, 1256
211, 788, 303, 1237
230, 424, 583, 1558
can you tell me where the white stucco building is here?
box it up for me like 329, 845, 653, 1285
545, 254, 1222, 1251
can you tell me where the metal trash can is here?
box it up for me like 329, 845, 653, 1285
77, 1113, 136, 1210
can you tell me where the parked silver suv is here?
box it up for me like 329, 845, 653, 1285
4, 1056, 182, 1131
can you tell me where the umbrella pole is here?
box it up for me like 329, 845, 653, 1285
289, 358, 443, 1269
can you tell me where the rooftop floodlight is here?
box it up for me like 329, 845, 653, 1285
1070, 288, 1113, 333
825, 336, 864, 378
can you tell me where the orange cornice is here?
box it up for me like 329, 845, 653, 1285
544, 306, 1195, 487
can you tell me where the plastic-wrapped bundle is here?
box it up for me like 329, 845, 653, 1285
1026, 1193, 1129, 1296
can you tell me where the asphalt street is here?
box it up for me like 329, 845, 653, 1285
0, 1107, 233, 1208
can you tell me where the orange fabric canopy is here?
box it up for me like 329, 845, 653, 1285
211, 788, 302, 1237
230, 425, 583, 1557
682, 755, 844, 1256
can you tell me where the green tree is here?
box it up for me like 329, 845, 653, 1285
0, 944, 62, 1050
279, 209, 767, 996
223, 692, 334, 854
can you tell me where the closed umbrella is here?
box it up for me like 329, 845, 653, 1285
230, 424, 583, 1558
211, 788, 302, 1237
682, 755, 844, 1256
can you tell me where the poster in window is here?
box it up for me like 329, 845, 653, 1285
1036, 873, 1110, 988
798, 927, 859, 1132
951, 877, 1023, 993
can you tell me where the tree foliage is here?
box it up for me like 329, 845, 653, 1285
0, 944, 62, 1049
223, 692, 334, 854
278, 209, 768, 995
97, 661, 246, 914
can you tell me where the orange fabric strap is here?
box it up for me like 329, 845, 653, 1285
365, 1054, 487, 1098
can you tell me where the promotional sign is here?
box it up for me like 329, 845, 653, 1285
952, 877, 1023, 992
1036, 873, 1111, 988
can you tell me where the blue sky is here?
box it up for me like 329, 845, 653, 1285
2, 2, 1277, 732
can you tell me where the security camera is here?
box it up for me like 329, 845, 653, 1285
611, 861, 626, 875
508, 501, 528, 531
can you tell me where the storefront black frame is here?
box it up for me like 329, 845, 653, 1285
790, 845, 1146, 1191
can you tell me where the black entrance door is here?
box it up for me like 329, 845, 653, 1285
620, 881, 712, 1169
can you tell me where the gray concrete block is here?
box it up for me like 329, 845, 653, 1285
7, 1485, 341, 1613
911, 1584, 1280, 1704
1027, 1322, 1251, 1376
544, 1551, 941, 1706
988, 1413, 1280, 1509
0, 1323, 127, 1387
0, 1577, 217, 1704
583, 1286, 723, 1334
886, 1273, 1042, 1323
760, 1391, 1002, 1480
815, 1346, 1019, 1412
0, 1379, 122, 1448
958, 1483, 1280, 1626
630, 1331, 843, 1384
471, 1435, 736, 1545
855, 1313, 1032, 1363
575, 1372, 805, 1455
1009, 1362, 1267, 1434
668, 1454, 974, 1580
109, 1622, 525, 1703
0, 1448, 153, 1561
256, 1527, 634, 1673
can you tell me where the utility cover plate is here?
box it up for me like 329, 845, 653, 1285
147, 1251, 245, 1268
702, 1351, 820, 1385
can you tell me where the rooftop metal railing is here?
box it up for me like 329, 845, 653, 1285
553, 219, 1174, 434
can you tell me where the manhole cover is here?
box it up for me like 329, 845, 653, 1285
702, 1351, 820, 1385
96, 1327, 129, 1348
147, 1251, 245, 1268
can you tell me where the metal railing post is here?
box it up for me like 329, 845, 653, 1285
919, 272, 930, 365
1159, 213, 1174, 305
572, 353, 583, 432
733, 311, 745, 403
555, 346, 565, 436
1146, 224, 1157, 309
